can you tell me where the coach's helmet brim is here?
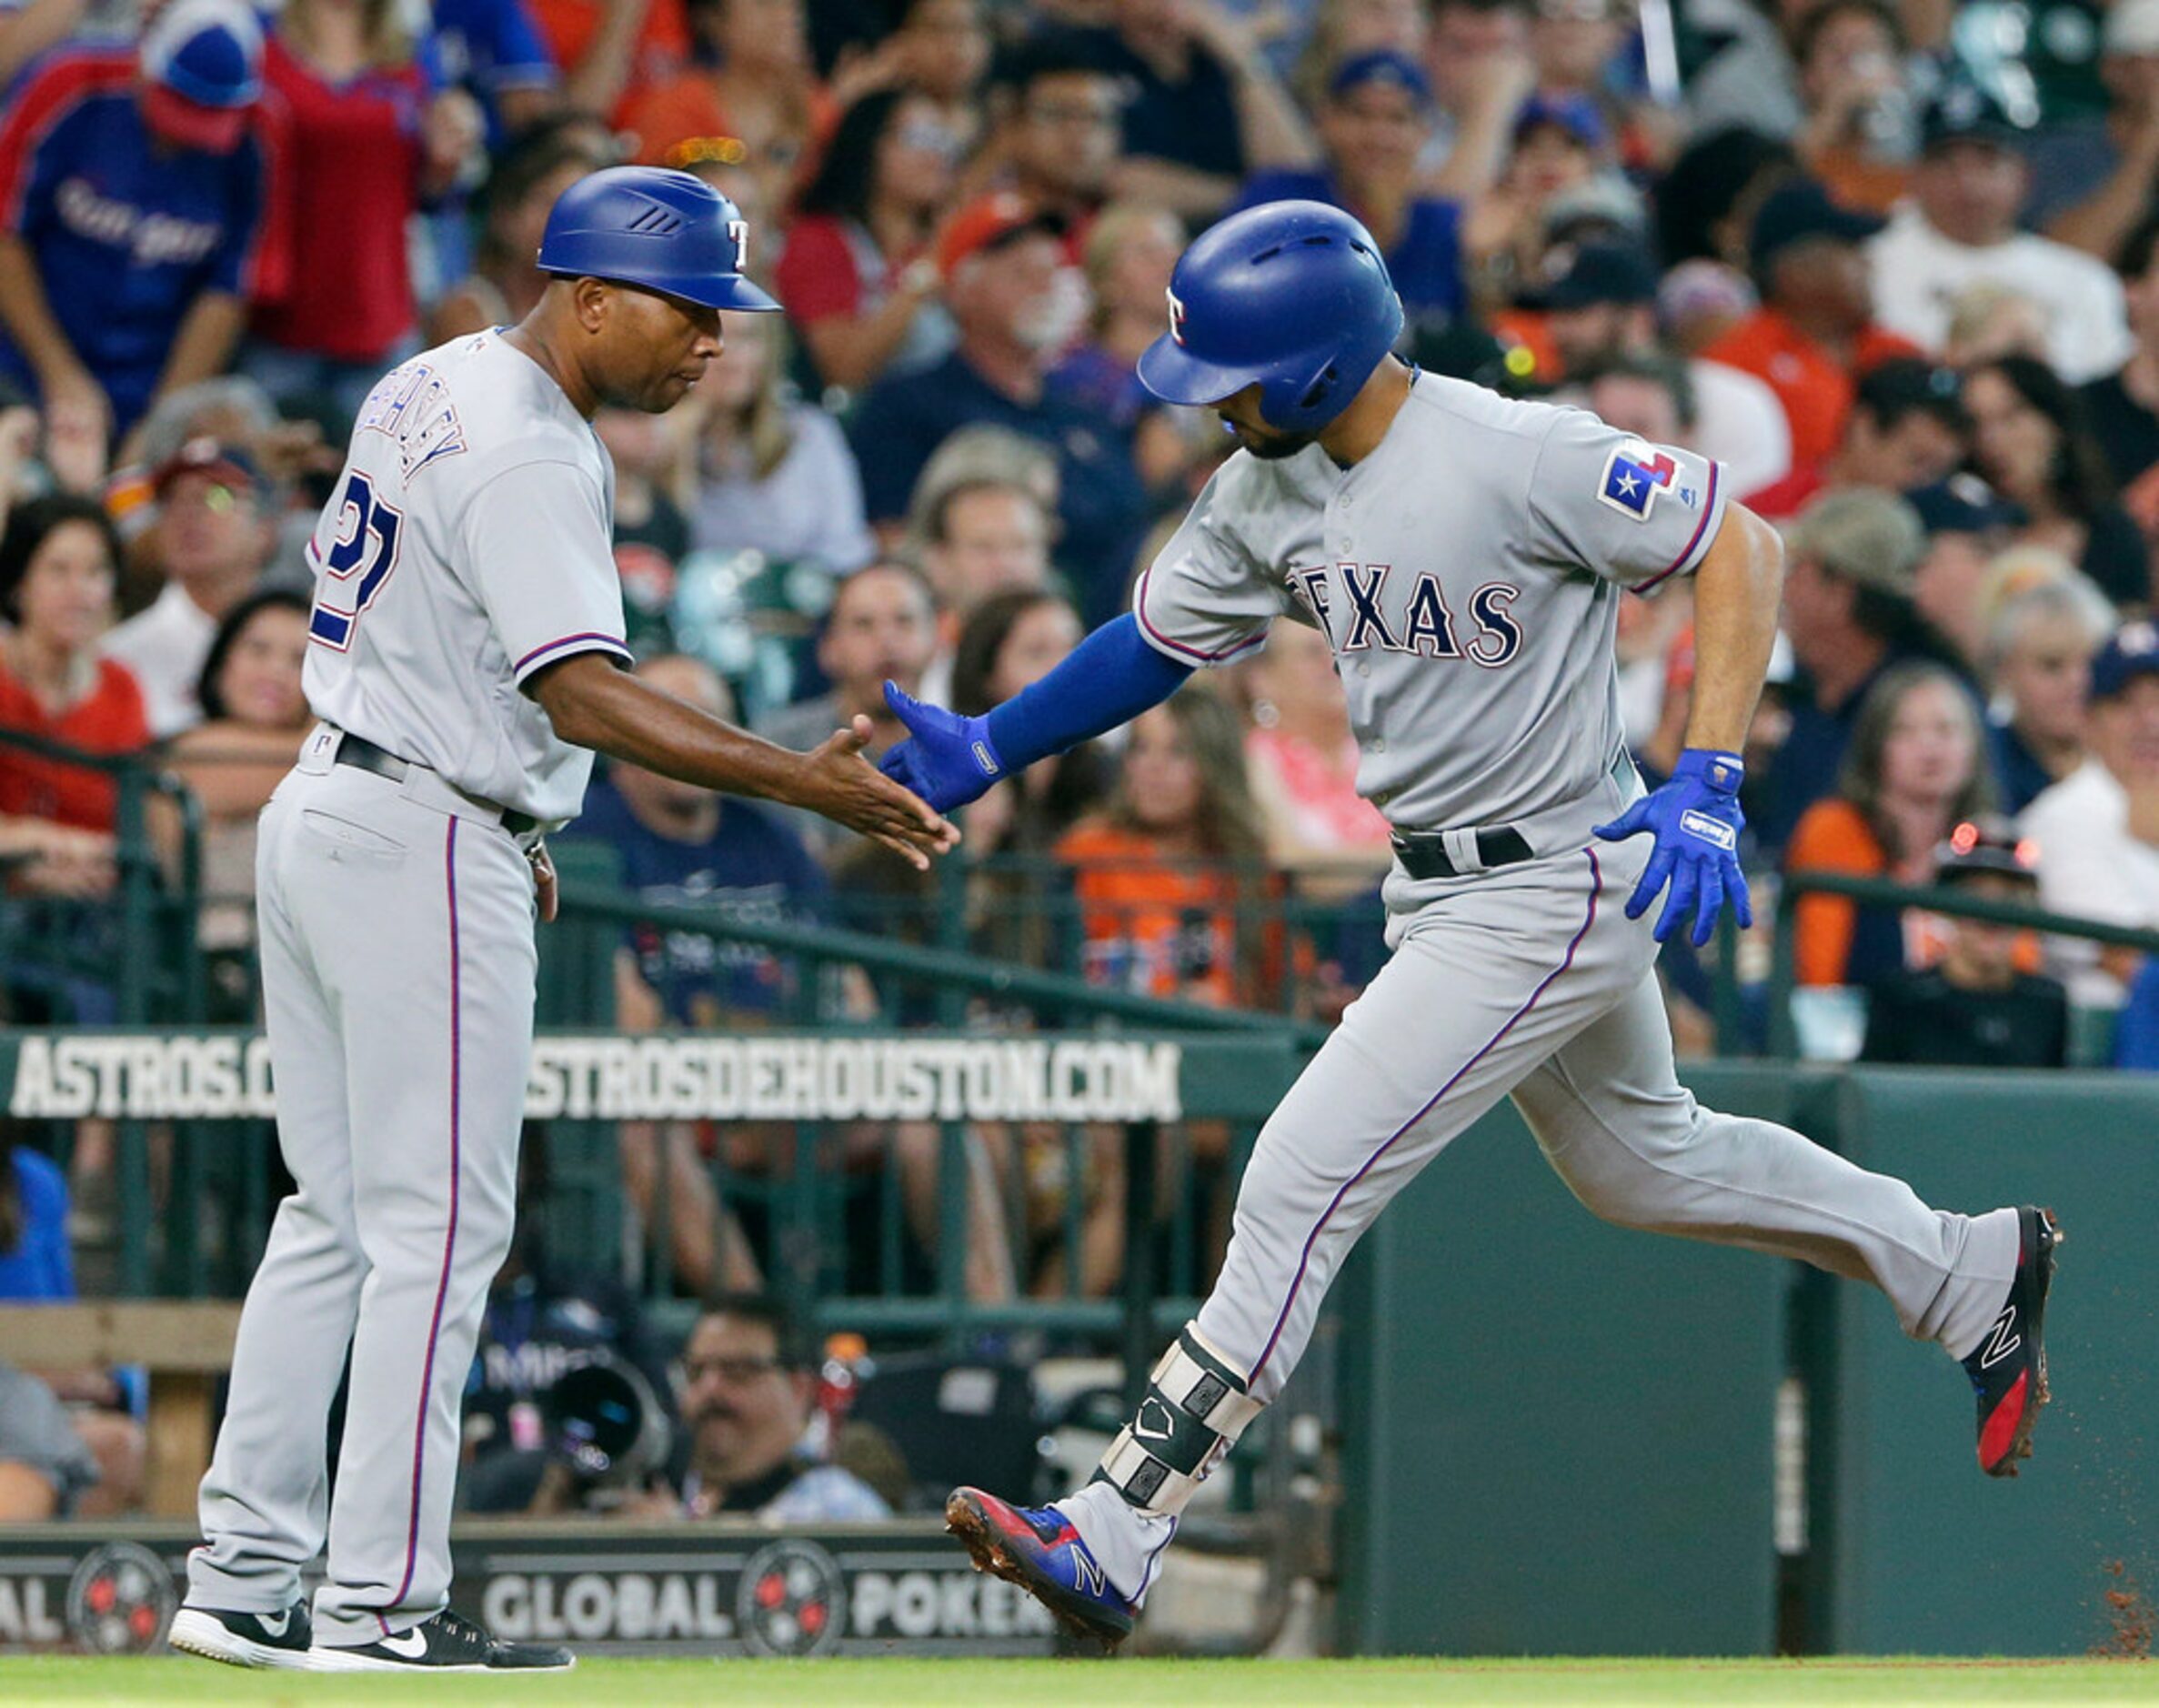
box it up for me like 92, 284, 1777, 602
671, 273, 783, 313
539, 266, 783, 313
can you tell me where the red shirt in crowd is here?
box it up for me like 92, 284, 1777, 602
1701, 310, 1919, 476
250, 36, 429, 363
774, 215, 879, 324
0, 658, 150, 831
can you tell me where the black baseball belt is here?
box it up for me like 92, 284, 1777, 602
331, 729, 543, 837
1390, 749, 1638, 881
1389, 825, 1535, 881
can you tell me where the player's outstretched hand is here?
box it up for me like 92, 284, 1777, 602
798, 716, 960, 870
877, 680, 1006, 814
1592, 749, 1752, 949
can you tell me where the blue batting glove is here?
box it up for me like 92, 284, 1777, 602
1592, 749, 1752, 949
877, 679, 1007, 813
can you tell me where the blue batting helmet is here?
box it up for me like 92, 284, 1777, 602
537, 166, 781, 312
1137, 201, 1403, 433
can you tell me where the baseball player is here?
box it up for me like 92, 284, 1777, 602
166, 167, 955, 1673
877, 202, 2060, 1647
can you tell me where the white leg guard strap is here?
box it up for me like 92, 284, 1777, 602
1092, 1325, 1263, 1516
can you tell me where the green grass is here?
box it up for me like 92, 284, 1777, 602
4, 1657, 2159, 1706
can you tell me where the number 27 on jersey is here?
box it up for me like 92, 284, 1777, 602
307, 470, 403, 651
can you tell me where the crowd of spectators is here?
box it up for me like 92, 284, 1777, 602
13, 0, 2159, 1462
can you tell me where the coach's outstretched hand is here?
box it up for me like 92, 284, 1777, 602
878, 680, 1008, 813
1593, 749, 1752, 948
797, 716, 959, 870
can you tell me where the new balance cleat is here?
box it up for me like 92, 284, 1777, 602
307, 1608, 574, 1672
168, 1601, 313, 1669
946, 1485, 1135, 1648
1963, 1206, 2061, 1477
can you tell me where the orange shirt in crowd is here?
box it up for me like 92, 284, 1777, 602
1701, 311, 1919, 474
1054, 822, 1260, 1010
527, 0, 688, 125
1785, 799, 1890, 987
1784, 798, 2040, 986
0, 658, 150, 831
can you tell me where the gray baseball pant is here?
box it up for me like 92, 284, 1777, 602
1063, 832, 2020, 1598
187, 752, 536, 1643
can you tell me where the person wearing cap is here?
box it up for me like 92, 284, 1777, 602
1858, 816, 2068, 1068
2022, 617, 2159, 1007
1785, 658, 1997, 989
1742, 355, 1970, 520
96, 438, 275, 738
848, 193, 1147, 628
1073, 0, 1318, 223
1701, 175, 1920, 477
0, 0, 283, 447
1230, 50, 1465, 322
1461, 87, 1638, 311
1760, 487, 1964, 853
1499, 239, 1792, 495
1864, 84, 2131, 385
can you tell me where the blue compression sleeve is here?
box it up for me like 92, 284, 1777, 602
984, 613, 1193, 769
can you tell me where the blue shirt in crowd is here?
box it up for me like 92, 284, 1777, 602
849, 350, 1150, 628
561, 775, 831, 1025
1232, 168, 1465, 320
0, 49, 277, 434
0, 1148, 74, 1301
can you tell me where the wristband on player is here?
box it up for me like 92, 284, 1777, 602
1674, 749, 1744, 795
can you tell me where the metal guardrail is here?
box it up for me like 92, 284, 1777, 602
540, 878, 1318, 1364
1761, 869, 2159, 1060
0, 725, 206, 1026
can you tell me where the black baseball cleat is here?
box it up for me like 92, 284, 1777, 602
1963, 1206, 2062, 1478
946, 1485, 1136, 1650
307, 1607, 575, 1672
168, 1600, 313, 1669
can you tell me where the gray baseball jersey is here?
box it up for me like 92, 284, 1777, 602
192, 332, 632, 1645
1053, 370, 2023, 1609
1134, 374, 1727, 829
302, 331, 633, 823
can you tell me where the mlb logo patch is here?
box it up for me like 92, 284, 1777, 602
1597, 440, 1678, 521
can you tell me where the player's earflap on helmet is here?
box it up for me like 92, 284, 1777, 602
536, 166, 782, 313
1136, 199, 1404, 434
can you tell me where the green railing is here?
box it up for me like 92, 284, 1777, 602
0, 727, 206, 1026
1752, 869, 2159, 1060
539, 875, 1315, 1366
